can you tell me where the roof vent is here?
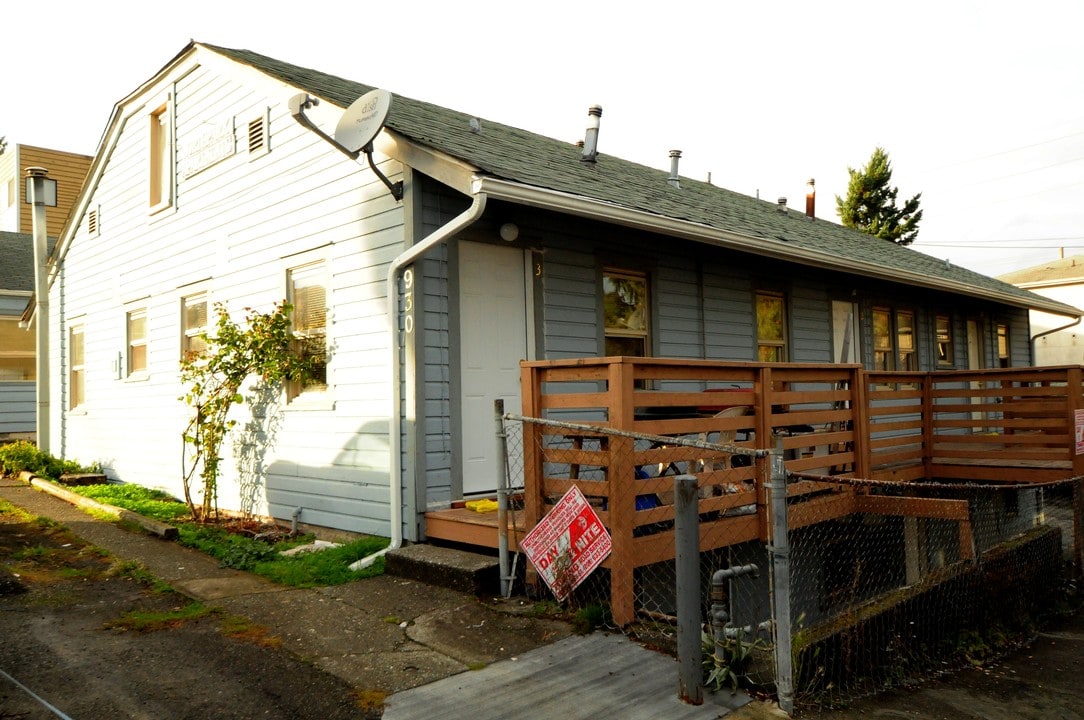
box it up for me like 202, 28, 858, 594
469, 117, 482, 133
668, 150, 681, 189
581, 105, 602, 163
777, 197, 788, 215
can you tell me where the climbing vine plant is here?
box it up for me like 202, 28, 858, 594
180, 302, 313, 521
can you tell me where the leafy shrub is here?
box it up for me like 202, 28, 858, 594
0, 441, 91, 480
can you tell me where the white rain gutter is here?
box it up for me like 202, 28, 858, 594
472, 176, 1083, 321
350, 190, 487, 570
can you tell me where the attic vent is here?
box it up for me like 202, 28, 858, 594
87, 207, 99, 236
248, 114, 268, 155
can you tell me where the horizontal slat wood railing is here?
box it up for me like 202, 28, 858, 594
518, 358, 1084, 625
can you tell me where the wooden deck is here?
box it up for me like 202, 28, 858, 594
424, 506, 525, 550
425, 359, 1084, 624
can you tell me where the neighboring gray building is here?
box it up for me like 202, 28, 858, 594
45, 41, 1081, 543
0, 231, 35, 437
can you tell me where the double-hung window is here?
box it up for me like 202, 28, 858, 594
287, 262, 328, 402
602, 269, 649, 357
181, 293, 209, 360
756, 291, 788, 362
0, 318, 34, 381
127, 309, 148, 377
70, 325, 85, 409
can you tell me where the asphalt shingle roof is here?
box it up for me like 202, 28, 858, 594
202, 43, 1077, 316
0, 232, 34, 294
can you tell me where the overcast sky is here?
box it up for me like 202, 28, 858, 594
3, 1, 1081, 278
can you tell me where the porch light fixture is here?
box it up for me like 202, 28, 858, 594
499, 222, 519, 242
24, 172, 57, 206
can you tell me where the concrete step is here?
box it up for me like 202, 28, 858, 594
385, 543, 500, 596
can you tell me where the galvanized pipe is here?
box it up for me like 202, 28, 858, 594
494, 399, 512, 598
674, 474, 702, 705
769, 440, 794, 714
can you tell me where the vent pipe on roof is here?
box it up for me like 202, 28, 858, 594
668, 150, 682, 188
582, 105, 602, 162
805, 178, 815, 219
777, 197, 788, 215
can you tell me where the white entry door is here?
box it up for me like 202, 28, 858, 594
459, 241, 529, 496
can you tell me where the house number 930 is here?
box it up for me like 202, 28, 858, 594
403, 268, 414, 334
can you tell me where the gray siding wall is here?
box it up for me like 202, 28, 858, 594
0, 382, 34, 434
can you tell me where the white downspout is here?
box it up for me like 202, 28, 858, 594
1030, 314, 1082, 363
350, 190, 487, 570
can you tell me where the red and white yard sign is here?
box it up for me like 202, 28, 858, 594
520, 486, 612, 601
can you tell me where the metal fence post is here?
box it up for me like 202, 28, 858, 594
769, 440, 794, 714
494, 399, 512, 598
674, 474, 703, 705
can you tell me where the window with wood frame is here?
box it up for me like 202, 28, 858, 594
997, 323, 1010, 368
756, 291, 787, 362
935, 314, 955, 368
896, 310, 916, 371
602, 268, 649, 357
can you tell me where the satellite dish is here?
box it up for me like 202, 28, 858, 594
334, 89, 393, 153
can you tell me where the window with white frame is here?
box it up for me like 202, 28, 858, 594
70, 325, 85, 409
148, 100, 173, 211
287, 262, 328, 401
181, 293, 209, 360
0, 318, 34, 381
127, 308, 148, 376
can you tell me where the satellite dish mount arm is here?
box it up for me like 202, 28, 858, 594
289, 93, 403, 202
361, 142, 404, 201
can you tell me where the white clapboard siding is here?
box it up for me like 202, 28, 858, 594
50, 52, 404, 536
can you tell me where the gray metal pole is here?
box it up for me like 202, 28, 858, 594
494, 399, 512, 598
674, 474, 703, 705
27, 168, 50, 454
769, 440, 794, 714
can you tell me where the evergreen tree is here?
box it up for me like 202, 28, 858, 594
836, 147, 922, 246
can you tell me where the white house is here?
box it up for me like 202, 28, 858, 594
45, 42, 1079, 549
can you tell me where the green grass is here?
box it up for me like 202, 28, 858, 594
63, 482, 387, 587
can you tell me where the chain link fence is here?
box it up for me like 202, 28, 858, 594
500, 412, 1082, 713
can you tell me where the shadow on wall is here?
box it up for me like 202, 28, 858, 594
262, 417, 394, 538
232, 385, 285, 518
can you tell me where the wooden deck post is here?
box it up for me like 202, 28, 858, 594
1067, 366, 1084, 575
755, 366, 773, 541
520, 363, 544, 594
607, 358, 637, 626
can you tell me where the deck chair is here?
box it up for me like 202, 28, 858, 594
697, 405, 752, 496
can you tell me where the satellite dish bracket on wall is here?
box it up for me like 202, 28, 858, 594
288, 90, 403, 201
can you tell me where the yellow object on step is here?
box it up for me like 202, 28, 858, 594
465, 499, 499, 513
